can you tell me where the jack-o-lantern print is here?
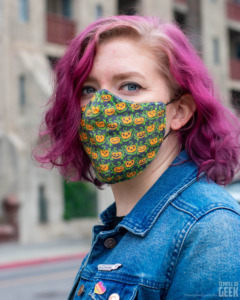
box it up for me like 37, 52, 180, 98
111, 151, 123, 159
121, 131, 132, 140
122, 116, 133, 125
134, 117, 144, 125
96, 135, 105, 143
80, 89, 168, 184
131, 103, 141, 110
116, 102, 126, 111
126, 145, 137, 153
125, 159, 135, 168
110, 137, 121, 144
101, 94, 112, 102
101, 149, 110, 158
147, 110, 156, 118
107, 123, 118, 130
137, 131, 146, 139
147, 124, 155, 133
95, 121, 105, 128
92, 106, 100, 115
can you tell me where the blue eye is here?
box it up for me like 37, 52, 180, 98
121, 82, 141, 92
82, 86, 96, 95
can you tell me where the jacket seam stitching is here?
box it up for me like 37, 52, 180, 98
170, 202, 198, 220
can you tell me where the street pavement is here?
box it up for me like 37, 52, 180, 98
0, 237, 91, 269
0, 256, 84, 300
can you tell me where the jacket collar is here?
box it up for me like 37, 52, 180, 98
100, 150, 201, 237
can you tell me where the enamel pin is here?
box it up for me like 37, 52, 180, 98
97, 263, 122, 271
94, 281, 106, 294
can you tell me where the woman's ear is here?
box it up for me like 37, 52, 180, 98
170, 94, 196, 130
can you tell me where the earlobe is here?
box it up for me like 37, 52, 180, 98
170, 94, 196, 131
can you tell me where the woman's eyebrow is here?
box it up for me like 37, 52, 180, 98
112, 72, 146, 80
84, 72, 146, 84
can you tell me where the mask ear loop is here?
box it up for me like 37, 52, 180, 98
163, 93, 183, 140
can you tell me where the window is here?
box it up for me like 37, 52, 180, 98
96, 4, 103, 19
19, 75, 26, 108
237, 43, 240, 59
62, 0, 72, 18
213, 37, 220, 64
48, 56, 59, 69
47, 0, 73, 18
231, 90, 240, 114
19, 0, 29, 22
38, 185, 48, 223
174, 11, 186, 29
118, 0, 138, 15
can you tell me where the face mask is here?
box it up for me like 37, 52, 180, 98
79, 89, 174, 184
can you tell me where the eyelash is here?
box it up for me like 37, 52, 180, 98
120, 82, 142, 92
81, 82, 143, 96
81, 86, 96, 95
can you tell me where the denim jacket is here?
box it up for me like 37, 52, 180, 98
68, 151, 240, 299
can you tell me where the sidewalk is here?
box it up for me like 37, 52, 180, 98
0, 237, 91, 270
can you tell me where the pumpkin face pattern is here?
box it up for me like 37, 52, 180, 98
90, 138, 96, 145
80, 89, 167, 184
131, 103, 141, 110
147, 151, 156, 159
101, 149, 109, 157
105, 108, 115, 115
127, 145, 137, 153
92, 152, 98, 159
92, 106, 100, 114
95, 121, 105, 128
100, 164, 109, 172
110, 137, 120, 144
86, 109, 92, 117
125, 159, 135, 168
86, 124, 94, 131
111, 152, 122, 159
101, 94, 112, 102
114, 166, 124, 173
138, 145, 147, 153
96, 135, 105, 143
107, 123, 118, 130
137, 131, 146, 139
147, 110, 156, 118
139, 158, 147, 165
147, 124, 155, 133
121, 131, 132, 140
134, 117, 144, 125
122, 116, 133, 125
127, 171, 136, 178
158, 110, 164, 118
150, 138, 158, 145
116, 102, 126, 111
158, 124, 166, 131
80, 132, 87, 140
86, 147, 91, 155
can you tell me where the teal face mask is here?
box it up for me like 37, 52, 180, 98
79, 89, 173, 184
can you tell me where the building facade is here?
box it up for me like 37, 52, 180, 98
0, 0, 239, 244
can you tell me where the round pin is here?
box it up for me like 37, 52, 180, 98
108, 293, 120, 300
77, 284, 84, 296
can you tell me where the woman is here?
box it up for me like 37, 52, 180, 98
36, 16, 240, 299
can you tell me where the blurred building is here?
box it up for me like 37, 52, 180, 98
0, 0, 239, 244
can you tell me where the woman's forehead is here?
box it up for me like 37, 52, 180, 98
89, 38, 160, 80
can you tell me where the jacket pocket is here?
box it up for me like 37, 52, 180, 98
89, 279, 138, 300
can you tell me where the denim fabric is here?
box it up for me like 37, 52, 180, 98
68, 151, 240, 299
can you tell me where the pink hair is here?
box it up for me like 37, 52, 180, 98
34, 15, 240, 186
